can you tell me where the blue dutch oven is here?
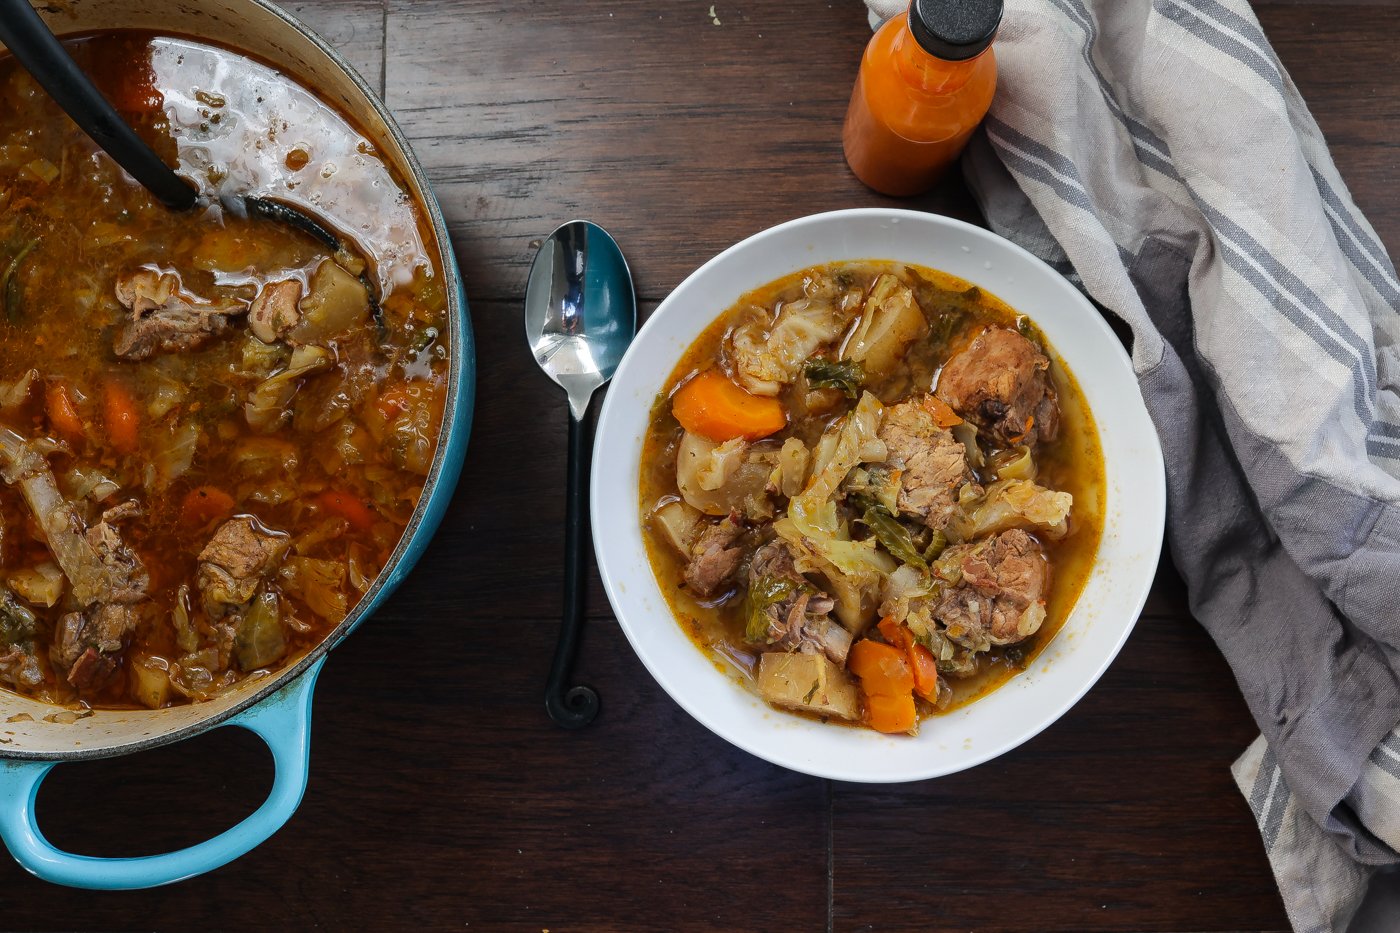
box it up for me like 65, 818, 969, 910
0, 0, 474, 889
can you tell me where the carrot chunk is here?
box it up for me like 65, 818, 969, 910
848, 639, 917, 734
922, 395, 963, 428
876, 617, 939, 702
180, 486, 236, 528
672, 369, 786, 442
44, 382, 85, 443
864, 691, 917, 734
316, 490, 377, 532
102, 379, 140, 455
908, 644, 940, 702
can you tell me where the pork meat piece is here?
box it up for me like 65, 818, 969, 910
932, 529, 1049, 648
747, 540, 852, 665
197, 516, 290, 614
935, 328, 1059, 448
54, 603, 141, 690
0, 644, 41, 689
878, 397, 978, 530
85, 500, 149, 605
113, 269, 247, 361
248, 279, 303, 344
683, 514, 746, 597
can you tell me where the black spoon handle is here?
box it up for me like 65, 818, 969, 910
0, 0, 196, 210
545, 410, 600, 728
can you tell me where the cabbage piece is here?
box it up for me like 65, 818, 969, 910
235, 589, 286, 670
879, 564, 937, 625
949, 479, 1072, 542
779, 392, 895, 631
129, 654, 172, 709
0, 369, 36, 409
696, 438, 747, 491
245, 345, 334, 433
798, 392, 885, 504
675, 431, 770, 516
279, 557, 348, 624
775, 437, 810, 499
990, 446, 1035, 482
843, 465, 900, 515
859, 505, 926, 570
951, 421, 984, 470
728, 297, 855, 397
171, 584, 199, 654
146, 378, 188, 419
843, 274, 929, 374
232, 437, 300, 479
60, 465, 120, 503
148, 420, 200, 490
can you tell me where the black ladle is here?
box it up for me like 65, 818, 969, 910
0, 1, 382, 320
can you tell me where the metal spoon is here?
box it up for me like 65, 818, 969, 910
526, 220, 636, 729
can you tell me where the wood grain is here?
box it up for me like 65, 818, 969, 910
15, 0, 1400, 929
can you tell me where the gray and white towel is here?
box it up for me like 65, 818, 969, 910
864, 0, 1400, 929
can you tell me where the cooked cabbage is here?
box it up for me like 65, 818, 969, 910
728, 297, 854, 396
949, 479, 1072, 541
245, 345, 334, 433
775, 437, 810, 499
675, 431, 770, 516
777, 392, 895, 632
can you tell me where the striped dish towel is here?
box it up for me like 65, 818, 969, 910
864, 1, 1400, 929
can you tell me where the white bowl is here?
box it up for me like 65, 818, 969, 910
591, 208, 1165, 782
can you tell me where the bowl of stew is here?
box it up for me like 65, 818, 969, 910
0, 0, 472, 886
592, 209, 1163, 781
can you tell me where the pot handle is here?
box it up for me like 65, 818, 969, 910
0, 656, 325, 890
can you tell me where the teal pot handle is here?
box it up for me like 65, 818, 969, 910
0, 656, 325, 890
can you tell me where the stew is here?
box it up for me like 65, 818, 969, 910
0, 33, 449, 708
640, 261, 1104, 734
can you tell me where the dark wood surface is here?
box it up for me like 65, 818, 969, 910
8, 1, 1395, 929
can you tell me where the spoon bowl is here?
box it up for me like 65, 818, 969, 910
525, 220, 636, 728
525, 220, 636, 419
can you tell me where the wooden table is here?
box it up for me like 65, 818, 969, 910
12, 1, 1396, 929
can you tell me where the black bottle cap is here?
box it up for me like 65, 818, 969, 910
909, 0, 1003, 61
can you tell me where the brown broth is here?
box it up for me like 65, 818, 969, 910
0, 33, 450, 708
639, 261, 1105, 723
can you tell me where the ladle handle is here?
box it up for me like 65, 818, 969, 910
545, 411, 600, 729
0, 0, 197, 210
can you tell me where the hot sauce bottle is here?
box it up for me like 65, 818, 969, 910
843, 0, 1003, 197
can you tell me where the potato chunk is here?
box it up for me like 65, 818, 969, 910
757, 651, 860, 721
844, 274, 928, 375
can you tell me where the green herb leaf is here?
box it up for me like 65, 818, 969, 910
1, 238, 37, 324
861, 505, 927, 570
803, 358, 865, 399
745, 574, 798, 644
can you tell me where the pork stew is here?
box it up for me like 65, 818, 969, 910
0, 34, 449, 708
640, 262, 1104, 734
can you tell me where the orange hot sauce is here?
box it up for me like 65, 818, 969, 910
843, 0, 1003, 197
